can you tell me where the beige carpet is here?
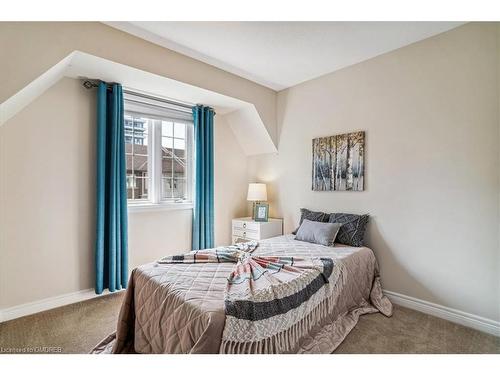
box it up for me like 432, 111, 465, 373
0, 292, 498, 354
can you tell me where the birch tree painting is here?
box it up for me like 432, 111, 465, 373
312, 131, 364, 191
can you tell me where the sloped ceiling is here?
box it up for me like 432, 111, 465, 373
106, 22, 465, 91
0, 51, 277, 155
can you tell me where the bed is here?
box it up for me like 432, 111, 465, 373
93, 234, 392, 354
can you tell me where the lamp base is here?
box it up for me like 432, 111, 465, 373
251, 201, 260, 221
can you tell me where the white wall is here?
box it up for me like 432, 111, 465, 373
248, 23, 500, 321
0, 78, 247, 309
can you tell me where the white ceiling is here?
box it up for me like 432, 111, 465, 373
106, 22, 465, 91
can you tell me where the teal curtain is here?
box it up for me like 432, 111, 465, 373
95, 82, 128, 294
192, 105, 215, 250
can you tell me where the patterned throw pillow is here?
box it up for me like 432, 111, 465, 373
328, 213, 370, 247
291, 208, 330, 235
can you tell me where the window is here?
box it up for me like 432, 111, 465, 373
125, 115, 150, 201
124, 93, 194, 208
161, 121, 188, 200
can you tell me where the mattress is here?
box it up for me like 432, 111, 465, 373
92, 234, 392, 354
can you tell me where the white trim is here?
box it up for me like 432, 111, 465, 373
127, 202, 193, 213
2, 285, 497, 338
384, 290, 500, 337
185, 123, 194, 205
0, 289, 115, 323
124, 107, 195, 207
150, 117, 160, 203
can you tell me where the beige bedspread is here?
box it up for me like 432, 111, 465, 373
92, 235, 392, 354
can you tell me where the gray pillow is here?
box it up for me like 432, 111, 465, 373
328, 213, 369, 247
295, 219, 342, 247
291, 208, 330, 235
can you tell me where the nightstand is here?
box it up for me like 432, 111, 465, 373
232, 217, 283, 244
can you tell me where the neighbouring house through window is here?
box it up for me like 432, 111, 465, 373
124, 91, 194, 208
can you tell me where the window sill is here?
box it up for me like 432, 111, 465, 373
127, 202, 193, 213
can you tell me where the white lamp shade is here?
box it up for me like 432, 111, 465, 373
247, 183, 267, 201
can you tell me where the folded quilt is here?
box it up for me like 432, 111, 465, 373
158, 241, 345, 353
158, 241, 259, 265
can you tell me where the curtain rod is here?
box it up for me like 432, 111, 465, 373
124, 89, 194, 110
81, 79, 195, 110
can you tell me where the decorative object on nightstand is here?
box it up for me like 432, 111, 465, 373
254, 202, 269, 222
247, 183, 267, 221
232, 217, 283, 245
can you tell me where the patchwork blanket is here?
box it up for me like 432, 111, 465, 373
158, 241, 344, 353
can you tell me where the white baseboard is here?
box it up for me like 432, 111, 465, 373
0, 288, 113, 323
384, 290, 500, 337
1, 287, 498, 338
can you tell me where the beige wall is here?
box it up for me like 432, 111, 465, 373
1, 21, 498, 324
0, 78, 247, 309
214, 116, 249, 246
248, 23, 500, 321
0, 22, 277, 146
0, 21, 257, 310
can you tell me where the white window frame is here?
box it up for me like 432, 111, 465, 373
125, 107, 194, 212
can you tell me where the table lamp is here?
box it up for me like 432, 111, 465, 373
247, 183, 267, 220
